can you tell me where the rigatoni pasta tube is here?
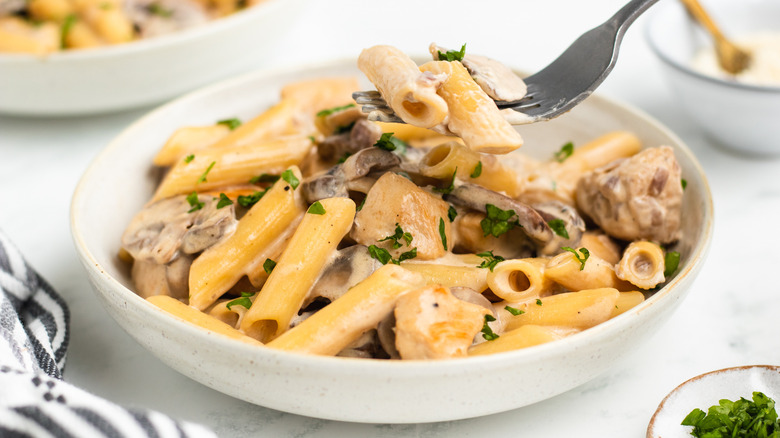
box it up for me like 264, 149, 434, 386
188, 168, 305, 310
242, 197, 356, 342
615, 241, 666, 289
503, 288, 621, 331
147, 296, 263, 346
358, 45, 448, 128
544, 249, 633, 292
419, 142, 523, 197
469, 325, 562, 356
266, 265, 426, 355
402, 263, 488, 292
419, 60, 523, 154
486, 258, 555, 302
152, 135, 312, 201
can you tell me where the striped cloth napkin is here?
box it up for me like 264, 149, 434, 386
0, 230, 216, 438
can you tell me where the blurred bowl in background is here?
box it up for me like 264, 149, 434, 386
0, 0, 306, 116
645, 0, 780, 156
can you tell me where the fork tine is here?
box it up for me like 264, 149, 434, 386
352, 91, 384, 105
366, 110, 404, 123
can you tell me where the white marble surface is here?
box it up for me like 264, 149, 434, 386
1, 0, 779, 436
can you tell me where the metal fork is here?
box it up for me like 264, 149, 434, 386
354, 0, 659, 125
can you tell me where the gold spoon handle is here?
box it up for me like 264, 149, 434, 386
679, 0, 727, 42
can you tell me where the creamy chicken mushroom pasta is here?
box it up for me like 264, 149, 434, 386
120, 44, 685, 360
0, 0, 265, 53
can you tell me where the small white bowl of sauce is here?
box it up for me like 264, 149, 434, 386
646, 0, 780, 156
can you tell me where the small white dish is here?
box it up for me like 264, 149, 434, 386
70, 59, 713, 423
645, 0, 780, 156
0, 0, 306, 116
647, 365, 780, 438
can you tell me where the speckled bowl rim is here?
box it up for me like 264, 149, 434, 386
646, 365, 780, 437
644, 0, 780, 93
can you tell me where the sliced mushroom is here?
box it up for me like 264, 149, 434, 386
317, 119, 384, 161
575, 146, 683, 244
429, 43, 527, 102
122, 195, 237, 265
124, 0, 210, 39
130, 254, 192, 300
445, 183, 558, 255
304, 245, 382, 307
302, 148, 401, 203
337, 329, 382, 359
532, 201, 586, 255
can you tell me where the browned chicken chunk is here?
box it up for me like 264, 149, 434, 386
394, 285, 488, 359
575, 146, 683, 244
351, 172, 452, 260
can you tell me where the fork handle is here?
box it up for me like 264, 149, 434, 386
610, 0, 661, 40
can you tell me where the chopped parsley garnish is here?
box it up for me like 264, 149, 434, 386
536, 299, 543, 306
433, 168, 457, 195
184, 154, 195, 164
197, 161, 215, 183
146, 3, 173, 17
682, 391, 780, 438
554, 142, 574, 163
307, 201, 326, 215
470, 161, 482, 178
217, 118, 242, 130
562, 246, 590, 271
237, 189, 267, 208
373, 132, 407, 153
504, 305, 524, 316
308, 135, 316, 143
226, 292, 254, 311
438, 44, 467, 62
60, 14, 77, 49
447, 205, 458, 222
186, 191, 204, 213
280, 169, 299, 189
249, 173, 279, 184
480, 314, 499, 341
664, 251, 681, 277
480, 204, 519, 238
263, 258, 276, 274
316, 103, 356, 118
547, 218, 569, 239
476, 251, 505, 272
681, 179, 688, 190
379, 224, 413, 249
368, 244, 417, 265
216, 193, 233, 209
357, 197, 366, 211
337, 152, 352, 164
438, 218, 447, 251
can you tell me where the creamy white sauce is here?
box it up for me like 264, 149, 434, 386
691, 31, 780, 86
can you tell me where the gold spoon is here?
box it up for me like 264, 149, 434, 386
679, 0, 751, 74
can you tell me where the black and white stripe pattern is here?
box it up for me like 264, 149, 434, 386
0, 230, 215, 438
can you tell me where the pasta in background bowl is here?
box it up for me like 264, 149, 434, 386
0, 0, 306, 115
71, 58, 713, 423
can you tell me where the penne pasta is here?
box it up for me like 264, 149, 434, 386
469, 325, 565, 356
402, 263, 488, 292
152, 135, 313, 201
486, 258, 556, 302
615, 241, 666, 289
147, 295, 263, 346
610, 291, 645, 318
545, 249, 633, 292
153, 125, 232, 167
188, 167, 306, 310
280, 77, 360, 117
241, 197, 356, 343
419, 60, 523, 154
358, 45, 449, 128
266, 265, 426, 355
503, 288, 621, 331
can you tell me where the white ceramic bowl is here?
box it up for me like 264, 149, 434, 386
71, 59, 714, 423
0, 0, 305, 116
647, 365, 780, 438
645, 0, 780, 156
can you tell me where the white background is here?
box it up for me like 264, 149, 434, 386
2, 0, 779, 436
